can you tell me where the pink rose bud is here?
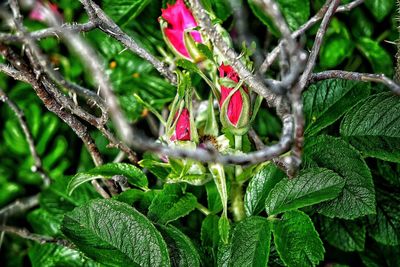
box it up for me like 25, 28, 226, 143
170, 108, 191, 141
219, 64, 251, 135
160, 0, 203, 60
29, 1, 61, 23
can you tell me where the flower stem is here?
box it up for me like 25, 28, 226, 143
231, 134, 245, 222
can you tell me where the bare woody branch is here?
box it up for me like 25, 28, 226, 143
309, 71, 400, 95
0, 88, 51, 186
288, 0, 340, 176
188, 0, 282, 105
78, 0, 177, 85
0, 194, 39, 220
260, 0, 364, 73
0, 43, 109, 199
0, 225, 74, 249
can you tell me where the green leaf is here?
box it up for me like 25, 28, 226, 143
27, 209, 62, 236
139, 158, 171, 180
272, 210, 324, 267
40, 177, 99, 217
320, 216, 366, 251
157, 224, 200, 267
228, 216, 271, 267
350, 9, 374, 38
265, 168, 345, 216
201, 214, 220, 252
61, 199, 170, 266
201, 0, 232, 21
248, 0, 309, 35
148, 184, 198, 224
206, 182, 223, 213
245, 164, 285, 216
369, 188, 400, 246
29, 243, 100, 267
303, 79, 370, 136
340, 93, 400, 163
67, 163, 148, 195
115, 188, 158, 214
319, 19, 353, 68
103, 0, 151, 25
360, 240, 400, 267
364, 0, 395, 22
357, 38, 393, 76
304, 135, 375, 219
218, 216, 230, 244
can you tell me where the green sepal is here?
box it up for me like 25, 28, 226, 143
183, 30, 206, 63
204, 95, 219, 137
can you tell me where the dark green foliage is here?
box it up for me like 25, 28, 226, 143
1, 0, 399, 266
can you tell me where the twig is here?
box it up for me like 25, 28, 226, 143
188, 0, 281, 103
0, 22, 96, 43
288, 0, 340, 176
0, 64, 28, 82
0, 225, 74, 249
0, 42, 110, 199
309, 71, 400, 95
260, 0, 364, 73
0, 195, 39, 220
0, 88, 51, 186
78, 0, 177, 85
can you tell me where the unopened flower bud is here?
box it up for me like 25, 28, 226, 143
160, 0, 203, 60
218, 64, 250, 135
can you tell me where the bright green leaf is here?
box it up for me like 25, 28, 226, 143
357, 38, 393, 76
67, 163, 148, 195
304, 79, 370, 136
304, 135, 376, 219
148, 184, 198, 224
61, 199, 170, 266
245, 164, 285, 216
228, 216, 271, 267
157, 224, 200, 267
265, 168, 345, 216
340, 92, 400, 163
364, 0, 395, 22
103, 0, 151, 25
272, 210, 324, 267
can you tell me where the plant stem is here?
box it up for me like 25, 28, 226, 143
231, 135, 245, 222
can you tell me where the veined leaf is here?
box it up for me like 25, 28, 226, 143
103, 0, 151, 25
369, 188, 400, 246
61, 199, 170, 266
340, 92, 400, 163
148, 184, 197, 224
272, 210, 324, 267
29, 243, 100, 267
228, 216, 271, 267
303, 79, 370, 136
157, 225, 200, 267
265, 168, 345, 216
304, 135, 375, 219
364, 0, 395, 22
244, 164, 285, 216
320, 216, 366, 252
67, 163, 148, 195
